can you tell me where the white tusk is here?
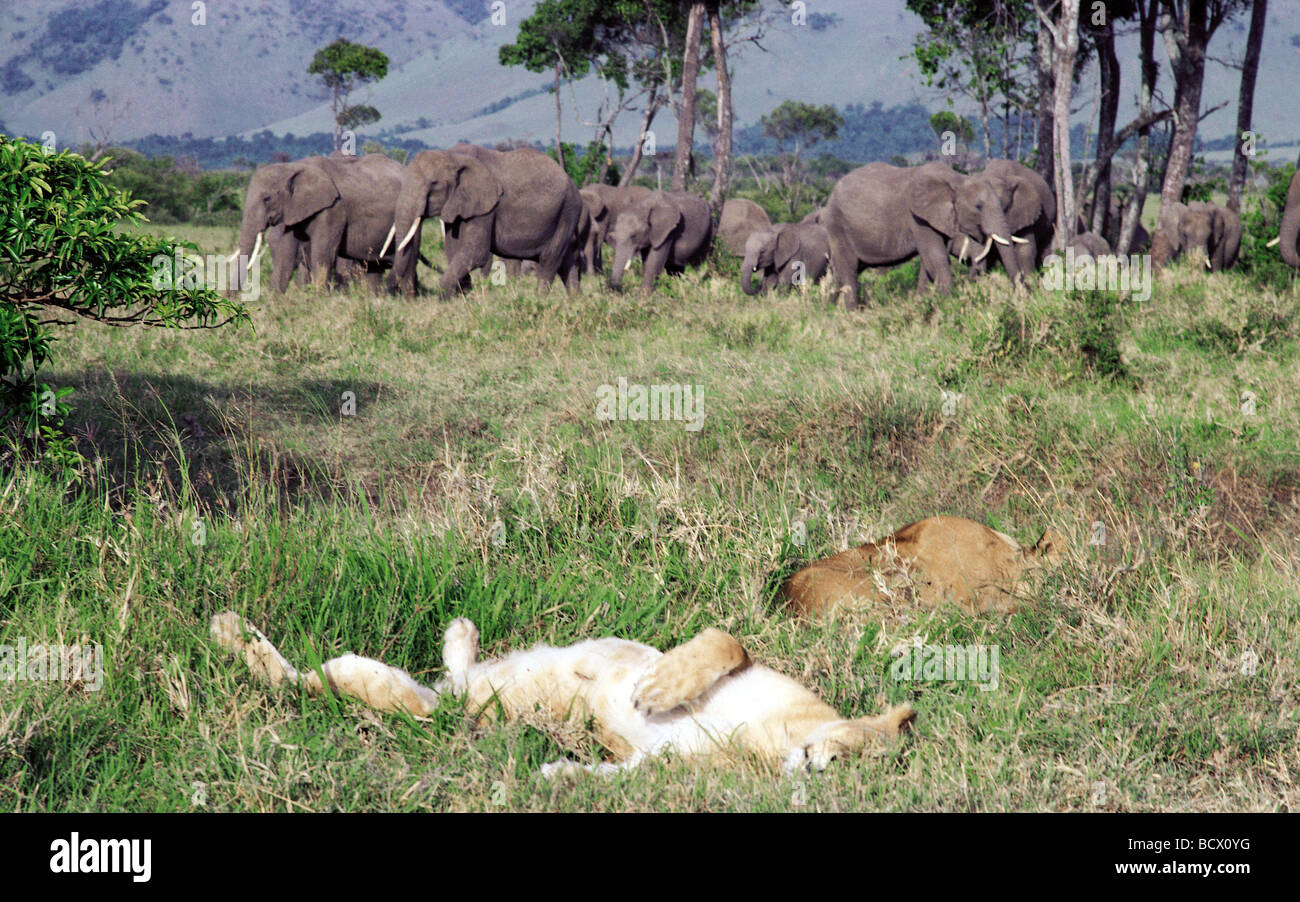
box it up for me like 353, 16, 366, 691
1011, 235, 1029, 244
958, 236, 970, 262
245, 231, 263, 274
1266, 236, 1280, 247
440, 219, 446, 240
1205, 258, 1213, 270
991, 234, 1010, 246
227, 248, 241, 263
972, 237, 994, 263
396, 219, 421, 254
624, 257, 633, 272
379, 224, 396, 258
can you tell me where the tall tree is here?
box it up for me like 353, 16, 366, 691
1227, 0, 1267, 212
1116, 0, 1160, 254
760, 101, 843, 218
1036, 0, 1080, 250
706, 0, 733, 216
673, 2, 707, 190
307, 39, 389, 153
1154, 0, 1248, 253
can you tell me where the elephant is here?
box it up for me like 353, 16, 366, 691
1067, 232, 1112, 257
607, 190, 714, 293
232, 154, 418, 295
969, 159, 1055, 282
390, 144, 584, 295
824, 161, 1024, 308
579, 183, 651, 275
1152, 200, 1241, 271
741, 222, 831, 295
1270, 168, 1300, 268
718, 197, 772, 257
800, 207, 824, 225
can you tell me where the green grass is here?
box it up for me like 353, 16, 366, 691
2, 223, 1298, 811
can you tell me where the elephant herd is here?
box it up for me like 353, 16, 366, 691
231, 147, 1300, 305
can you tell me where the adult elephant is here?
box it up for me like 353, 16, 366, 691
718, 197, 772, 256
579, 183, 651, 275
824, 161, 1023, 308
1153, 201, 1241, 271
232, 154, 417, 295
741, 222, 831, 295
608, 191, 714, 293
976, 159, 1055, 280
1273, 168, 1300, 267
389, 145, 583, 295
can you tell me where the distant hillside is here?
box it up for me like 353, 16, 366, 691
3, 0, 1299, 165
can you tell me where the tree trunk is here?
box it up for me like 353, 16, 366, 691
1156, 0, 1209, 225
1035, 6, 1056, 184
1227, 0, 1266, 212
554, 62, 566, 175
1049, 0, 1080, 251
622, 86, 663, 187
1118, 0, 1159, 256
1091, 16, 1119, 236
673, 2, 706, 191
707, 1, 732, 218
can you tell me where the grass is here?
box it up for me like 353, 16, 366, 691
2, 221, 1298, 812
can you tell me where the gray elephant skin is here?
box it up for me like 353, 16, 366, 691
718, 197, 772, 257
391, 144, 584, 295
579, 183, 651, 275
741, 222, 831, 295
1067, 232, 1112, 257
1275, 168, 1300, 268
1153, 201, 1241, 271
233, 154, 417, 295
608, 190, 714, 292
824, 161, 1023, 308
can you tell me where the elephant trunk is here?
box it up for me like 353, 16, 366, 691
232, 206, 267, 291
1279, 191, 1300, 268
741, 250, 765, 296
608, 242, 634, 290
982, 210, 1022, 283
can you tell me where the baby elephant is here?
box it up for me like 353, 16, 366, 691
741, 222, 832, 295
1067, 232, 1112, 257
608, 190, 714, 293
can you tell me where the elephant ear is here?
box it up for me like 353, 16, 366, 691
444, 159, 502, 224
284, 166, 339, 226
908, 171, 958, 236
774, 227, 802, 270
1001, 177, 1040, 233
649, 200, 682, 248
583, 190, 608, 219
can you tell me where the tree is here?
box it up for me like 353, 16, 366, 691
1227, 0, 1266, 212
1035, 0, 1079, 250
1153, 0, 1248, 256
0, 137, 246, 462
307, 39, 389, 153
760, 101, 844, 218
673, 2, 707, 190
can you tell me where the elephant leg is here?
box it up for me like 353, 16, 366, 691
828, 240, 861, 309
917, 262, 931, 292
441, 220, 491, 295
915, 231, 952, 294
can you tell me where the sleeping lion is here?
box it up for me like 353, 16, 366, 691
784, 516, 1065, 616
210, 612, 915, 775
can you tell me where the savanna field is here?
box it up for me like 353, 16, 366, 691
1, 218, 1297, 813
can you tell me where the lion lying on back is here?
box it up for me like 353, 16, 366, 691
784, 516, 1065, 616
210, 612, 914, 775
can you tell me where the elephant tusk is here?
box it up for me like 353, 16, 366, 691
1011, 235, 1029, 245
379, 224, 396, 258
1266, 236, 1280, 248
396, 219, 421, 254
958, 236, 970, 262
245, 231, 263, 274
227, 248, 241, 263
624, 258, 633, 272
972, 237, 994, 263
991, 234, 1010, 246
440, 220, 446, 240
1205, 258, 1213, 270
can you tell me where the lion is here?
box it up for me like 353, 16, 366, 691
210, 612, 915, 775
783, 516, 1066, 616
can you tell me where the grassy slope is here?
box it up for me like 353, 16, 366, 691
1, 222, 1298, 812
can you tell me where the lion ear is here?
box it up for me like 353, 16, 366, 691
1033, 527, 1067, 562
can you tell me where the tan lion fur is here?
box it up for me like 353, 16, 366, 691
783, 516, 1065, 616
210, 612, 914, 775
